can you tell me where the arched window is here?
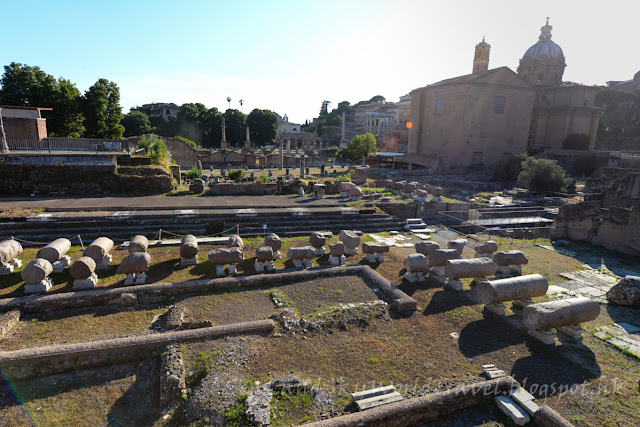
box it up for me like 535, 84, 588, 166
435, 99, 444, 115
493, 96, 505, 114
292, 128, 297, 132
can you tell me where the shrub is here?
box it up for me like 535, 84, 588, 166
186, 166, 202, 180
335, 170, 353, 182
174, 135, 197, 149
258, 171, 269, 183
518, 157, 570, 193
228, 168, 245, 180
136, 135, 172, 168
491, 153, 528, 182
563, 133, 590, 150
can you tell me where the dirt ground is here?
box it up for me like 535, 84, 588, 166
0, 233, 638, 426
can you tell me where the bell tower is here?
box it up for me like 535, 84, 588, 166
473, 37, 490, 74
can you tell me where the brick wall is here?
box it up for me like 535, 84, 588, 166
3, 117, 46, 139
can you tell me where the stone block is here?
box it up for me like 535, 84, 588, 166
528, 329, 557, 345
315, 247, 326, 256
228, 264, 237, 275
557, 324, 584, 340
0, 265, 14, 275
376, 253, 385, 262
344, 247, 358, 255
124, 273, 135, 285
24, 278, 53, 294
485, 302, 506, 315
266, 261, 274, 271
447, 279, 463, 291
52, 261, 65, 274
495, 395, 530, 426
96, 253, 113, 271
404, 272, 425, 283
180, 255, 198, 266
10, 259, 22, 269
215, 265, 226, 276
254, 260, 265, 273
73, 273, 98, 289
134, 273, 147, 285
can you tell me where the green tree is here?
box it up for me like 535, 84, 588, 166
338, 133, 377, 161
121, 111, 152, 137
223, 109, 246, 145
247, 108, 279, 146
50, 79, 84, 137
82, 78, 124, 138
369, 95, 386, 103
319, 100, 331, 117
491, 153, 528, 182
518, 157, 570, 193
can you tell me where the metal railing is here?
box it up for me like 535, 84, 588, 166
5, 138, 129, 153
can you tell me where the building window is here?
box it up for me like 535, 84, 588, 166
493, 96, 505, 114
435, 98, 444, 115
537, 73, 544, 82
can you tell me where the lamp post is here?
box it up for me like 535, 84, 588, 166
0, 108, 9, 153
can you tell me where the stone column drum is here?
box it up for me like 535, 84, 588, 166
415, 241, 439, 266
403, 253, 429, 282
447, 239, 467, 256
71, 256, 98, 289
0, 239, 23, 275
309, 232, 327, 255
523, 297, 600, 344
476, 274, 548, 315
37, 238, 71, 273
287, 246, 315, 268
84, 237, 114, 271
474, 241, 498, 259
444, 257, 497, 291
362, 242, 390, 263
129, 235, 149, 254
494, 250, 529, 275
338, 230, 360, 256
21, 258, 54, 293
429, 249, 460, 281
208, 247, 244, 276
329, 242, 346, 266
255, 246, 274, 272
180, 235, 199, 266
263, 233, 282, 259
117, 252, 152, 285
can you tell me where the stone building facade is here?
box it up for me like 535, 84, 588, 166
406, 20, 601, 170
0, 106, 51, 140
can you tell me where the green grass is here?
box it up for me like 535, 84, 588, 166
270, 389, 315, 426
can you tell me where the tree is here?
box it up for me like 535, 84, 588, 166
121, 111, 152, 137
369, 95, 386, 103
491, 153, 528, 182
49, 79, 84, 137
223, 109, 246, 145
82, 79, 124, 139
247, 109, 279, 146
338, 133, 377, 161
518, 157, 569, 193
319, 100, 331, 117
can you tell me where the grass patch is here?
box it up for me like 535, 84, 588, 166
270, 389, 314, 426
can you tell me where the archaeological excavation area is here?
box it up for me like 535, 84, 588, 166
0, 213, 638, 426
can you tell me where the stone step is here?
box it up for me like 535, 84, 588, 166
351, 385, 397, 401
355, 391, 404, 411
495, 395, 530, 426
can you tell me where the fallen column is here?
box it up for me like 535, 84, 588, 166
474, 240, 498, 259
37, 238, 71, 273
128, 235, 149, 254
403, 253, 429, 283
415, 241, 439, 266
391, 181, 405, 195
263, 233, 282, 259
339, 230, 361, 255
444, 257, 497, 291
208, 247, 244, 276
329, 242, 346, 266
117, 252, 152, 285
254, 246, 274, 272
477, 274, 548, 315
431, 186, 443, 202
227, 234, 244, 249
402, 182, 417, 198
287, 246, 315, 269
523, 297, 600, 344
362, 242, 390, 263
429, 249, 460, 283
21, 258, 54, 293
494, 250, 529, 275
339, 181, 356, 198
84, 237, 114, 270
447, 239, 467, 256
179, 234, 198, 266
71, 256, 98, 289
0, 239, 23, 275
347, 186, 364, 201
415, 188, 428, 203
309, 232, 327, 255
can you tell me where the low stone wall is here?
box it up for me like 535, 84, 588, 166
304, 376, 519, 427
376, 201, 470, 222
0, 319, 274, 380
551, 200, 601, 241
206, 182, 278, 195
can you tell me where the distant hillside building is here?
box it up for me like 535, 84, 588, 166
407, 19, 600, 170
278, 114, 302, 135
606, 70, 640, 92
144, 103, 179, 121
0, 105, 51, 140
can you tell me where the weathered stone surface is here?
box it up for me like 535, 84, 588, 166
384, 179, 394, 189
287, 246, 315, 260
227, 234, 244, 249
189, 178, 204, 193
0, 310, 20, 338
329, 242, 345, 257
362, 242, 390, 254
477, 274, 548, 305
160, 344, 186, 404
494, 250, 528, 266
447, 239, 467, 255
415, 189, 428, 198
606, 276, 640, 307
429, 249, 459, 267
402, 182, 417, 193
523, 297, 600, 331
255, 246, 273, 262
347, 186, 364, 198
84, 237, 114, 263
391, 181, 405, 191
21, 258, 53, 284
309, 232, 326, 249
339, 230, 361, 248
444, 258, 496, 280
0, 240, 23, 264
431, 186, 443, 197
263, 233, 282, 252
117, 252, 152, 274
245, 384, 273, 426
533, 405, 574, 427
36, 238, 71, 263
415, 241, 439, 256
339, 181, 356, 193
180, 234, 198, 259
208, 247, 244, 265
129, 235, 149, 254
403, 253, 429, 273
70, 256, 96, 280
475, 241, 498, 254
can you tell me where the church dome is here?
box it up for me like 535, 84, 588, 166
517, 18, 566, 86
521, 18, 564, 61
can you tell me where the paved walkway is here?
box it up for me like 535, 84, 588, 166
0, 194, 351, 211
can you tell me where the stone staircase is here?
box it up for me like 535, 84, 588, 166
0, 207, 404, 245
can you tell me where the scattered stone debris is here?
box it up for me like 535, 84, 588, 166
165, 305, 186, 330
160, 344, 186, 404
606, 276, 640, 307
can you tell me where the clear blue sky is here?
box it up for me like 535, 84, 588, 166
1, 0, 638, 124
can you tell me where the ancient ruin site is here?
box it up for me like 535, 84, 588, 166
1, 3, 639, 426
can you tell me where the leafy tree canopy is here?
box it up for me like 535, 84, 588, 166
81, 78, 124, 139
518, 157, 569, 193
338, 133, 378, 161
121, 111, 152, 137
369, 95, 386, 103
247, 109, 279, 146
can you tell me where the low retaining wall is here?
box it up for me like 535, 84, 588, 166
0, 319, 274, 380
205, 182, 278, 195
0, 265, 417, 314
304, 376, 519, 427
